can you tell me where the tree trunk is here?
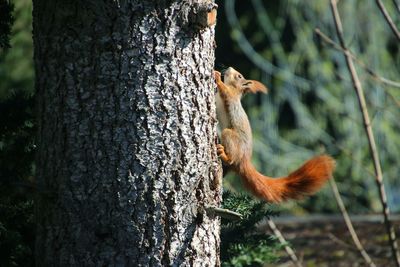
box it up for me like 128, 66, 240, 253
33, 1, 221, 266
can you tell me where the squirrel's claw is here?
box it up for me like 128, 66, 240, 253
214, 70, 222, 83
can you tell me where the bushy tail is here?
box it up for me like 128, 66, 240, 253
238, 155, 336, 203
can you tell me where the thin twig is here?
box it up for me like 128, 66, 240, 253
334, 71, 400, 109
329, 177, 377, 267
393, 0, 400, 14
329, 1, 400, 266
387, 90, 400, 107
267, 218, 303, 267
375, 0, 400, 41
327, 233, 357, 251
315, 28, 400, 88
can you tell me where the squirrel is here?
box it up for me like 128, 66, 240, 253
214, 67, 335, 203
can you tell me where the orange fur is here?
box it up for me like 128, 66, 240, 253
238, 155, 335, 203
214, 68, 336, 203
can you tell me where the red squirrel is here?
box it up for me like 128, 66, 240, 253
214, 67, 335, 203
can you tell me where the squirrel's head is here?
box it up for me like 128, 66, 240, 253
223, 67, 268, 95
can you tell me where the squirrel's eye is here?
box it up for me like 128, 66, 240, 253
237, 74, 242, 79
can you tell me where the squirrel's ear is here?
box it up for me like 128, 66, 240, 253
242, 80, 268, 94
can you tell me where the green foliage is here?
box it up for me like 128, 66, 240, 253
221, 191, 281, 267
0, 199, 34, 267
0, 93, 35, 188
0, 0, 14, 49
0, 0, 35, 265
0, 0, 33, 98
0, 93, 35, 267
224, 239, 280, 267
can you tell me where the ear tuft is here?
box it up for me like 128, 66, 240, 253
242, 80, 268, 94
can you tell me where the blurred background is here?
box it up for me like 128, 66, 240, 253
215, 0, 400, 214
0, 0, 399, 266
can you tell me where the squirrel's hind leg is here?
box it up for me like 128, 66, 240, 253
218, 129, 242, 166
217, 144, 232, 164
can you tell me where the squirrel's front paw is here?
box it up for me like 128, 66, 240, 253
214, 70, 222, 83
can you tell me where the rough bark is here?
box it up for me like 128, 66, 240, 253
33, 1, 221, 266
